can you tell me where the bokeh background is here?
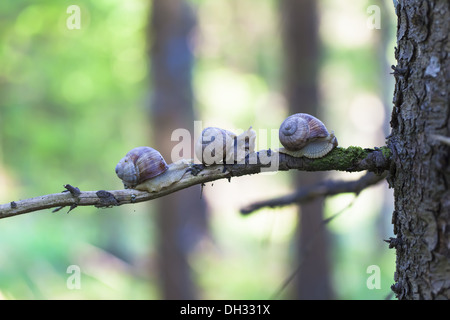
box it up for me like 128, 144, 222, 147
0, 0, 396, 299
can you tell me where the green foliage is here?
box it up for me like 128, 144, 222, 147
0, 0, 154, 299
0, 0, 150, 193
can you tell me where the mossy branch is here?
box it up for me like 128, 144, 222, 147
0, 146, 391, 220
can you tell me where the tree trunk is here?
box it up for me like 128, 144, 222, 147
149, 0, 208, 299
388, 0, 450, 299
280, 0, 333, 299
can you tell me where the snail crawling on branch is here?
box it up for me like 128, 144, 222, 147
195, 126, 256, 165
277, 113, 338, 158
115, 146, 190, 193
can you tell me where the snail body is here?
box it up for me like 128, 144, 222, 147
278, 113, 338, 158
195, 126, 256, 165
136, 158, 191, 193
115, 146, 189, 193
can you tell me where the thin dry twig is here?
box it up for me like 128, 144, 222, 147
241, 171, 388, 215
431, 134, 450, 146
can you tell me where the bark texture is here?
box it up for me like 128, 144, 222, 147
388, 0, 450, 299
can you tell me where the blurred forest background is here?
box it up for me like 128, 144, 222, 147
0, 0, 397, 299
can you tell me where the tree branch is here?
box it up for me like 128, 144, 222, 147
240, 171, 388, 215
0, 146, 390, 219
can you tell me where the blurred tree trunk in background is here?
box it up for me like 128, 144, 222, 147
149, 0, 208, 299
280, 0, 333, 299
388, 0, 450, 299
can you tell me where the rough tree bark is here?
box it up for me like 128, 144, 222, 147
387, 0, 450, 299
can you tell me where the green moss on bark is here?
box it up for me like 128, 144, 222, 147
305, 146, 370, 172
380, 146, 392, 160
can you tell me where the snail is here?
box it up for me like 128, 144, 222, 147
195, 127, 256, 165
195, 127, 236, 165
115, 146, 190, 193
278, 113, 338, 158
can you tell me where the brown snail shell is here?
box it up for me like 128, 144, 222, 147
278, 113, 338, 158
195, 127, 257, 165
195, 127, 236, 165
116, 146, 191, 192
115, 146, 168, 188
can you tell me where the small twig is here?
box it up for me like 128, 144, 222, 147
384, 236, 403, 249
241, 171, 388, 215
62, 184, 81, 197
59, 184, 82, 213
0, 188, 151, 219
431, 134, 450, 146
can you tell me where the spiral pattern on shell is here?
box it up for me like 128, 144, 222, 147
278, 113, 338, 158
279, 113, 330, 151
115, 146, 168, 188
